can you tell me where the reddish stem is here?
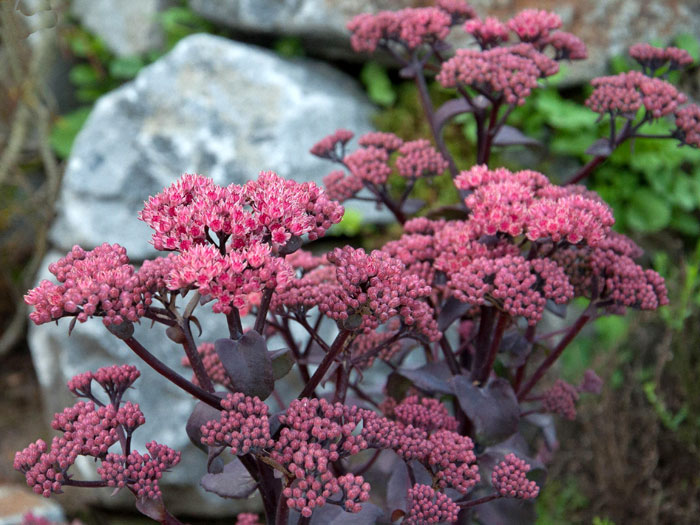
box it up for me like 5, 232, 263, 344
517, 313, 591, 400
457, 492, 502, 508
298, 330, 352, 399
121, 336, 222, 410
473, 312, 508, 383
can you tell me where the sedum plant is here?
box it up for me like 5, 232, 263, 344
16, 2, 699, 524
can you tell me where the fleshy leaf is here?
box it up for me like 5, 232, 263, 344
545, 299, 567, 319
215, 331, 274, 399
450, 376, 520, 444
585, 138, 613, 157
498, 330, 531, 368
402, 198, 426, 215
397, 361, 453, 395
434, 98, 474, 132
492, 125, 542, 147
386, 460, 410, 515
270, 348, 295, 380
200, 458, 257, 499
186, 396, 224, 451
293, 502, 385, 524
438, 297, 472, 331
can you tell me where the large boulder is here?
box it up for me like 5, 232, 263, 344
29, 33, 375, 514
69, 0, 170, 57
190, 0, 700, 83
49, 33, 375, 260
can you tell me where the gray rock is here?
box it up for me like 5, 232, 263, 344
70, 0, 169, 57
190, 0, 700, 83
50, 33, 376, 260
0, 485, 65, 525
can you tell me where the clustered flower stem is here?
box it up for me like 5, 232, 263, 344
298, 329, 353, 399
121, 335, 222, 409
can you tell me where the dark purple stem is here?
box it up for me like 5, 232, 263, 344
353, 449, 382, 476
457, 492, 502, 508
63, 479, 109, 488
298, 330, 352, 399
473, 312, 508, 383
412, 58, 459, 179
226, 308, 243, 339
517, 313, 591, 400
439, 335, 461, 375
471, 306, 495, 378
254, 287, 275, 334
121, 336, 222, 410
180, 320, 215, 392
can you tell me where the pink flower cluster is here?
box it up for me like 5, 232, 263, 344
674, 104, 700, 148
181, 341, 232, 389
507, 9, 561, 43
234, 514, 262, 525
274, 399, 372, 516
395, 140, 449, 178
394, 395, 458, 432
24, 244, 146, 326
464, 17, 509, 48
552, 232, 668, 311
629, 43, 693, 72
435, 0, 476, 25
310, 129, 354, 160
456, 165, 614, 245
68, 364, 140, 407
321, 247, 439, 338
586, 71, 687, 118
357, 131, 404, 152
437, 44, 558, 105
491, 453, 539, 499
545, 31, 587, 60
542, 379, 579, 420
347, 7, 451, 53
200, 393, 274, 454
405, 484, 460, 525
14, 439, 66, 497
139, 172, 344, 314
98, 441, 181, 499
448, 254, 573, 325
427, 430, 480, 494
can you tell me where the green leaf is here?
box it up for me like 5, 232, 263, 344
360, 61, 396, 107
674, 33, 700, 62
69, 64, 99, 86
109, 56, 144, 79
50, 107, 92, 159
274, 36, 304, 58
331, 208, 364, 236
670, 209, 700, 236
625, 188, 672, 232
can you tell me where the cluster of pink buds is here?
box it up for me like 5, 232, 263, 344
552, 232, 668, 311
437, 44, 558, 106
464, 17, 509, 48
427, 430, 480, 494
24, 244, 145, 326
586, 70, 687, 118
309, 128, 354, 160
234, 514, 262, 525
405, 484, 460, 525
347, 7, 455, 53
491, 454, 540, 499
542, 379, 580, 420
674, 104, 700, 148
321, 246, 439, 339
629, 43, 693, 73
200, 393, 274, 454
98, 441, 181, 499
394, 395, 458, 432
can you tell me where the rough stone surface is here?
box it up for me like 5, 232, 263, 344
70, 0, 168, 57
49, 34, 375, 260
0, 485, 65, 525
190, 0, 700, 83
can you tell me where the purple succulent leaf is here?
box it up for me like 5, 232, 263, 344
434, 98, 475, 132
215, 331, 274, 399
186, 395, 225, 451
438, 297, 472, 331
450, 376, 520, 444
270, 348, 294, 380
200, 457, 257, 499
492, 125, 542, 147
